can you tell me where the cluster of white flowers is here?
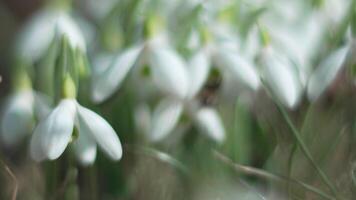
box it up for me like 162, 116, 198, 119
1, 0, 355, 166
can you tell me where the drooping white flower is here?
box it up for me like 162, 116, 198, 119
1, 91, 34, 147
0, 91, 51, 147
184, 26, 261, 94
307, 47, 348, 101
16, 9, 86, 62
91, 34, 190, 103
260, 47, 302, 108
30, 98, 122, 165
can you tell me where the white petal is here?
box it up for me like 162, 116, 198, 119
148, 45, 189, 99
73, 129, 97, 166
77, 105, 122, 160
214, 48, 260, 90
92, 46, 142, 103
1, 91, 34, 147
149, 98, 183, 142
307, 47, 348, 101
261, 49, 302, 108
187, 49, 211, 98
30, 99, 76, 161
56, 14, 86, 52
16, 10, 57, 62
195, 108, 225, 143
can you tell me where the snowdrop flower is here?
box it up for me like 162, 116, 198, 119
259, 47, 303, 109
184, 27, 260, 94
16, 9, 86, 63
1, 91, 52, 147
30, 97, 122, 165
0, 70, 51, 147
1, 91, 34, 147
137, 50, 226, 143
92, 16, 189, 103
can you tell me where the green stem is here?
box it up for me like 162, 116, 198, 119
275, 102, 339, 198
287, 141, 297, 200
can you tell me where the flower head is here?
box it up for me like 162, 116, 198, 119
30, 98, 122, 165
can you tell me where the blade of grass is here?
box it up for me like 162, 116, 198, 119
260, 79, 339, 198
213, 150, 336, 200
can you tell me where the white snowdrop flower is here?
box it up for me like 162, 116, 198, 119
30, 98, 122, 165
16, 9, 86, 62
56, 14, 86, 52
307, 47, 348, 101
141, 47, 226, 142
185, 25, 260, 93
260, 47, 302, 109
1, 91, 34, 147
0, 90, 52, 147
91, 34, 189, 103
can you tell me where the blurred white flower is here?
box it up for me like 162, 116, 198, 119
16, 9, 86, 62
134, 47, 226, 143
186, 26, 260, 93
92, 34, 189, 103
30, 98, 122, 166
259, 47, 303, 109
0, 91, 51, 147
1, 91, 34, 147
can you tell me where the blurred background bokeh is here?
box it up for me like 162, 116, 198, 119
0, 0, 356, 200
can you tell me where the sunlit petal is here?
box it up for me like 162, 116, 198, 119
92, 45, 142, 103
30, 99, 76, 161
77, 104, 122, 160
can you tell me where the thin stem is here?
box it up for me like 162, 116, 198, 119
276, 102, 339, 197
213, 150, 336, 200
287, 141, 297, 200
260, 79, 339, 198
